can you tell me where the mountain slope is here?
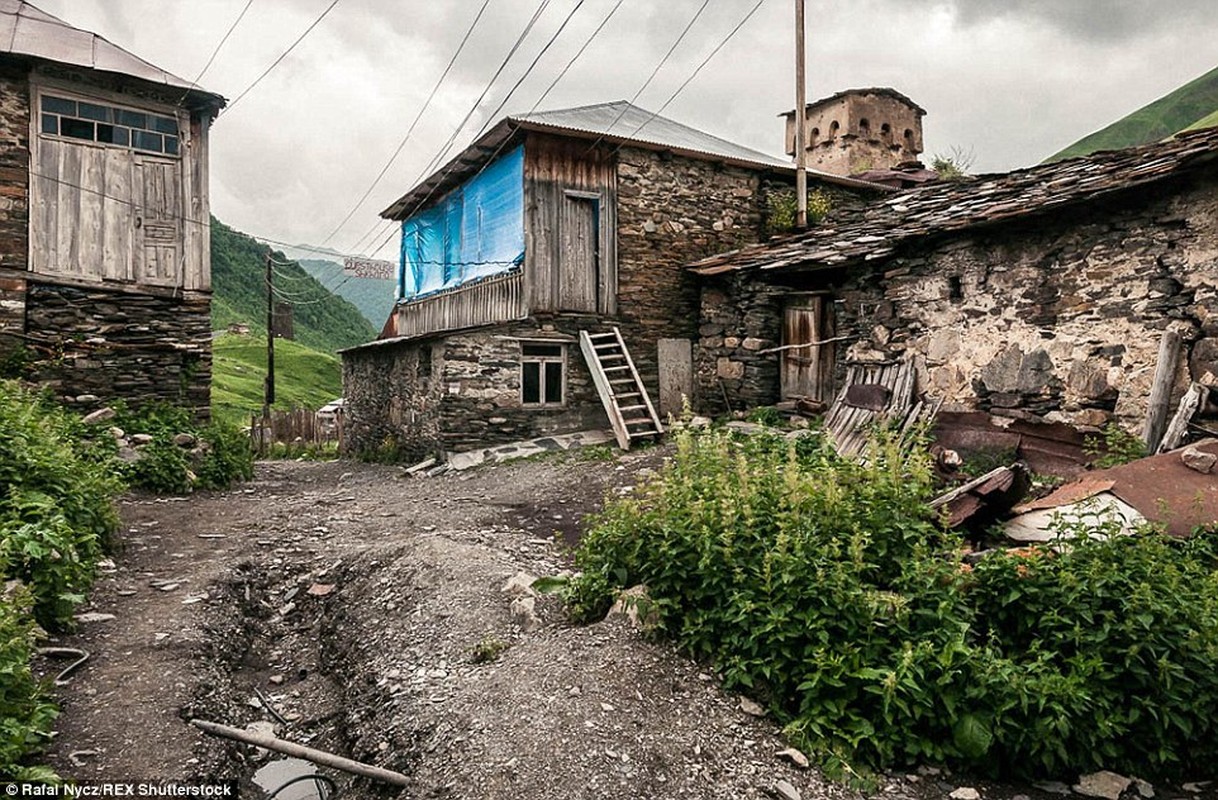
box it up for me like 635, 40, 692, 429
296, 258, 396, 329
1047, 64, 1218, 162
1182, 108, 1218, 132
210, 218, 376, 353
210, 332, 342, 426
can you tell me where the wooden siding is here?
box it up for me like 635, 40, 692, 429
27, 79, 209, 293
392, 269, 527, 339
523, 133, 617, 315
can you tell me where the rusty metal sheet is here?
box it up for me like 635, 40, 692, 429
933, 412, 1091, 477
1095, 439, 1218, 537
1013, 477, 1115, 513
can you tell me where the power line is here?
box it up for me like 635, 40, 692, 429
613, 0, 769, 149
581, 0, 710, 157
178, 0, 255, 105
319, 0, 494, 252
370, 0, 625, 263
221, 0, 342, 116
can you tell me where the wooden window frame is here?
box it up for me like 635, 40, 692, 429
520, 340, 567, 408
31, 80, 184, 160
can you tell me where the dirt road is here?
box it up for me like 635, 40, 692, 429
35, 452, 1102, 800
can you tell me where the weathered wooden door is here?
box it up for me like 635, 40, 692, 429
134, 158, 184, 286
781, 294, 836, 403
557, 194, 598, 312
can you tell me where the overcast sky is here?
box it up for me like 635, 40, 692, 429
35, 0, 1218, 260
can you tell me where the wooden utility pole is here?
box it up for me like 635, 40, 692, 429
264, 249, 275, 413
794, 0, 808, 229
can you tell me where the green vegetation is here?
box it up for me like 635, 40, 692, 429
1181, 107, 1218, 132
210, 218, 376, 354
766, 188, 833, 234
1084, 423, 1148, 469
210, 333, 342, 427
1048, 64, 1218, 161
296, 258, 395, 330
567, 425, 1218, 780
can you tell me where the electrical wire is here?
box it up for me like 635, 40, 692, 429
317, 0, 494, 251
177, 0, 255, 105
580, 0, 710, 157
612, 0, 768, 149
221, 0, 343, 115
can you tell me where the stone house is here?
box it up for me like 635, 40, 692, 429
690, 126, 1218, 435
340, 101, 885, 460
0, 1, 224, 416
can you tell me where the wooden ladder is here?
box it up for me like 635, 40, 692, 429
579, 327, 664, 450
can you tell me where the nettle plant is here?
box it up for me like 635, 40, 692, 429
567, 425, 1218, 780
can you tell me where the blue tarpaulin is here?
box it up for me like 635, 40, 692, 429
399, 145, 525, 300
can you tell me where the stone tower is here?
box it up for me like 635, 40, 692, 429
784, 88, 925, 176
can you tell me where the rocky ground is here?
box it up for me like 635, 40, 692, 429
33, 450, 1217, 800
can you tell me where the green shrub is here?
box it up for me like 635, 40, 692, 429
568, 425, 1218, 780
1084, 423, 1147, 468
0, 584, 58, 781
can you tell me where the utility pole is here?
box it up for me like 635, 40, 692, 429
794, 0, 808, 230
264, 249, 275, 414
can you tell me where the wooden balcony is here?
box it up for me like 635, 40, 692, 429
391, 269, 527, 339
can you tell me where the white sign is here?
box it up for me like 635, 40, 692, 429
343, 257, 395, 280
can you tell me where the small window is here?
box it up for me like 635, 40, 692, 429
521, 342, 565, 406
39, 93, 180, 157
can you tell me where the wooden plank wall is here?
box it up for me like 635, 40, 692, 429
28, 81, 209, 293
523, 133, 617, 315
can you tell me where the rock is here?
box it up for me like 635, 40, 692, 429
688, 415, 712, 429
108, 426, 125, 440
742, 337, 765, 351
1181, 446, 1217, 474
739, 697, 765, 717
306, 583, 335, 596
917, 766, 942, 777
510, 595, 541, 632
949, 789, 979, 800
157, 582, 180, 592
131, 433, 154, 446
725, 421, 764, 435
716, 357, 744, 380
771, 779, 801, 800
606, 585, 658, 630
1182, 783, 1212, 794
82, 407, 116, 424
502, 572, 538, 597
75, 395, 99, 404
775, 747, 809, 769
1074, 771, 1132, 800
1132, 778, 1154, 798
1032, 781, 1071, 796
173, 432, 197, 448
74, 612, 116, 623
268, 674, 285, 686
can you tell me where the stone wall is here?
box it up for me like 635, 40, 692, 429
21, 280, 212, 417
0, 65, 29, 346
699, 165, 1218, 431
342, 320, 604, 459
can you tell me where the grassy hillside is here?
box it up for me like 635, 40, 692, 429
1047, 64, 1218, 162
296, 258, 396, 329
210, 218, 376, 353
1182, 107, 1218, 132
210, 332, 341, 426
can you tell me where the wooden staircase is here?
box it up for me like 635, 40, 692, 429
579, 327, 664, 450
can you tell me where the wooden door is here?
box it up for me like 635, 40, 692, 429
134, 158, 184, 286
557, 194, 598, 312
781, 294, 836, 403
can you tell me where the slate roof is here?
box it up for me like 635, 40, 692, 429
382, 101, 885, 220
690, 126, 1218, 276
0, 0, 223, 107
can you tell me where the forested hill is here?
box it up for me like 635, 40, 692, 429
296, 258, 396, 330
209, 218, 376, 353
1047, 64, 1218, 162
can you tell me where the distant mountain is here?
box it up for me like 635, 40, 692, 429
1048, 65, 1218, 162
295, 258, 396, 330
210, 218, 376, 354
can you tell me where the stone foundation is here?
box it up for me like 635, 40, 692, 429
17, 278, 212, 417
699, 165, 1218, 431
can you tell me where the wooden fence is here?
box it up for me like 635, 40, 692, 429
250, 408, 343, 456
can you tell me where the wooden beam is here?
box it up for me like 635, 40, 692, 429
1142, 329, 1182, 452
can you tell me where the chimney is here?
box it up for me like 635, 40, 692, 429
783, 88, 926, 177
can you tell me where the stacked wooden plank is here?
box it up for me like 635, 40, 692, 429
823, 358, 925, 457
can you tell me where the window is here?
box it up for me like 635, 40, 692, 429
39, 93, 180, 156
521, 342, 565, 406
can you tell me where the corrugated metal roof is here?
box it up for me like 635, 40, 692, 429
382, 101, 887, 220
0, 0, 223, 106
689, 125, 1218, 276
509, 101, 793, 169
